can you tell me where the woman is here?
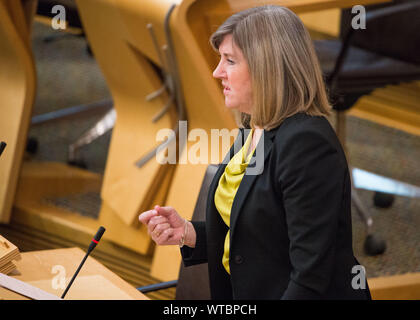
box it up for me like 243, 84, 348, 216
139, 5, 370, 300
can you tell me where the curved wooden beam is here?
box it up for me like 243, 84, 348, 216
0, 0, 36, 223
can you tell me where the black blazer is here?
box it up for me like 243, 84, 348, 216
181, 112, 371, 300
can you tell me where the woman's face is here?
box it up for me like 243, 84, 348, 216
213, 34, 253, 114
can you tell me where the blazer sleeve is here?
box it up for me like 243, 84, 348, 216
276, 129, 346, 299
180, 221, 208, 266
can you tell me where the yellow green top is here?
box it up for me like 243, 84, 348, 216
214, 129, 255, 274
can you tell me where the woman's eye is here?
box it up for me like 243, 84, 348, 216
227, 59, 235, 65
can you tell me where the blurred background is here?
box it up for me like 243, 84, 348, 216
0, 0, 419, 300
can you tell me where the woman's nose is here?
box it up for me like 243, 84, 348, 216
213, 61, 225, 79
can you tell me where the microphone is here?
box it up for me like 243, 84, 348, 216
87, 226, 106, 253
61, 226, 106, 299
0, 142, 6, 157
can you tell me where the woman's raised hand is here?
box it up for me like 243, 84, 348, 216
139, 205, 195, 247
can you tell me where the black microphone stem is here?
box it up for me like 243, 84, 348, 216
61, 226, 105, 299
61, 250, 90, 299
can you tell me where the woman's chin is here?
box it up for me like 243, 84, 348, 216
223, 101, 237, 110
223, 99, 252, 114
225, 104, 252, 115
224, 104, 236, 109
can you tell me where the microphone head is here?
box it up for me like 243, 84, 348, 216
88, 226, 106, 253
93, 226, 106, 242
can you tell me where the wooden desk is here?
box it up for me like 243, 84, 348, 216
0, 247, 148, 300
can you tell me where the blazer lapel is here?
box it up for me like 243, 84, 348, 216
229, 128, 278, 239
206, 128, 248, 219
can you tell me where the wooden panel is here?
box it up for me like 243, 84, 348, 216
207, 0, 389, 14
299, 8, 341, 37
349, 82, 420, 136
202, 0, 390, 24
0, 0, 36, 223
75, 0, 176, 227
12, 162, 154, 254
369, 272, 420, 300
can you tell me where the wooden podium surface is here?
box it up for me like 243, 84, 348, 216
0, 247, 148, 300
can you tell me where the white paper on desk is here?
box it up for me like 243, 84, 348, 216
0, 273, 61, 300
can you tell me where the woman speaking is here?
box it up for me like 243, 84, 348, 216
139, 5, 370, 300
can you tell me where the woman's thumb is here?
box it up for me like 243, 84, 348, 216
154, 205, 172, 217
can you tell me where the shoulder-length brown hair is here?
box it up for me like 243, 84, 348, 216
210, 5, 331, 130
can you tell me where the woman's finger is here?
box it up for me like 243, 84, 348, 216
152, 222, 171, 237
155, 206, 175, 218
155, 228, 174, 245
148, 216, 169, 234
150, 215, 169, 226
138, 209, 158, 225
